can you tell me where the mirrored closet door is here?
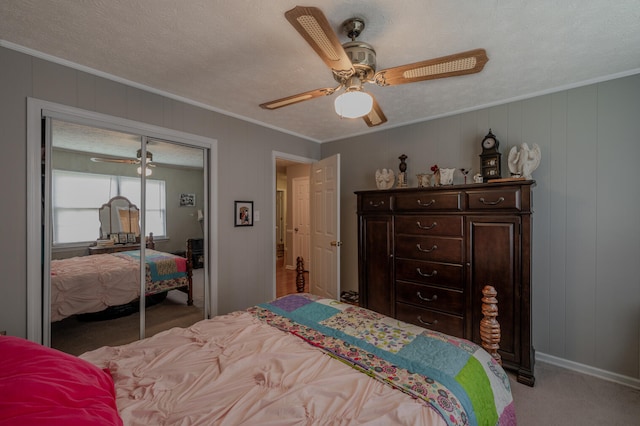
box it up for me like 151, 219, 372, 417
45, 118, 207, 355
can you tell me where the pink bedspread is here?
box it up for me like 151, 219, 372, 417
81, 311, 446, 425
51, 254, 139, 322
50, 250, 189, 322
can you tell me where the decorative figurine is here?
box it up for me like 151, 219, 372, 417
507, 143, 541, 179
473, 173, 484, 183
397, 154, 408, 187
375, 168, 395, 189
430, 164, 440, 186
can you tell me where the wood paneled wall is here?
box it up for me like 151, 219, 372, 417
322, 73, 640, 383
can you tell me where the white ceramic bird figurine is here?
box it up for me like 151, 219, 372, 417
508, 143, 541, 179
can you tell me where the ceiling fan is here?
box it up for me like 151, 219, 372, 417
90, 148, 156, 175
260, 6, 489, 127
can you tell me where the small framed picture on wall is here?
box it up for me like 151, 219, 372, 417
234, 201, 253, 227
180, 193, 196, 207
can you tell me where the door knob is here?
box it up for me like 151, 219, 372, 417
294, 227, 298, 232
330, 241, 342, 247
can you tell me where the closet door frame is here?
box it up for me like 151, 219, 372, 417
27, 98, 218, 346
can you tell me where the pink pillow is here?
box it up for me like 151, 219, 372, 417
0, 336, 122, 425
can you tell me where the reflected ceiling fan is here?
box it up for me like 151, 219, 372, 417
90, 148, 156, 175
260, 6, 489, 127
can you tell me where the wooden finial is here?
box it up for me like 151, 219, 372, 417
480, 285, 501, 365
296, 257, 305, 293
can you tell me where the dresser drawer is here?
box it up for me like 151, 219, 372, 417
396, 281, 464, 315
360, 193, 391, 211
466, 187, 521, 211
395, 259, 463, 289
395, 302, 464, 336
394, 215, 463, 237
395, 236, 463, 263
394, 191, 462, 212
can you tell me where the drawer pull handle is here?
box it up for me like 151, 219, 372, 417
416, 243, 437, 253
416, 221, 437, 230
479, 196, 505, 206
416, 199, 435, 207
416, 268, 438, 277
369, 200, 385, 207
416, 292, 438, 302
418, 316, 438, 326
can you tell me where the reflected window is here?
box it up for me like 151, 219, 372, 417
52, 170, 166, 243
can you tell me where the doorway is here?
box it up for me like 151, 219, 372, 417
274, 156, 311, 297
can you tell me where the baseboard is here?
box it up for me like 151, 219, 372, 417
536, 351, 640, 390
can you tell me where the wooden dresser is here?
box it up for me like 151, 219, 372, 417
88, 244, 140, 255
355, 181, 535, 385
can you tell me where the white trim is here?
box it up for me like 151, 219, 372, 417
271, 151, 314, 301
27, 98, 218, 344
537, 352, 640, 390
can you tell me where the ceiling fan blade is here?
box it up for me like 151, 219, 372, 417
374, 49, 488, 87
285, 6, 355, 78
362, 94, 387, 127
90, 157, 138, 164
260, 87, 339, 110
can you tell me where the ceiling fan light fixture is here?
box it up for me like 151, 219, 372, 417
334, 90, 373, 119
137, 165, 152, 176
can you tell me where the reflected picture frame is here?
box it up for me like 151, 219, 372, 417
234, 201, 253, 227
180, 193, 196, 207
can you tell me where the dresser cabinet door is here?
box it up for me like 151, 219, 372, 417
359, 215, 393, 316
468, 216, 521, 366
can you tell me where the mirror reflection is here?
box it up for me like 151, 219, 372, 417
98, 196, 140, 240
48, 120, 207, 355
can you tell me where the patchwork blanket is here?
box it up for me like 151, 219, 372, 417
113, 249, 187, 282
252, 294, 515, 426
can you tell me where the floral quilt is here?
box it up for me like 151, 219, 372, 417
251, 293, 516, 426
113, 249, 188, 295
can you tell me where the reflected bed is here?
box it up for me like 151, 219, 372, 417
50, 249, 192, 322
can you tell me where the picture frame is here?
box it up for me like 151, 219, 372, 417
118, 233, 128, 244
127, 233, 137, 243
180, 193, 196, 207
234, 201, 253, 227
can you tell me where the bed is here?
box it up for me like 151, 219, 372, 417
50, 247, 193, 322
2, 288, 515, 425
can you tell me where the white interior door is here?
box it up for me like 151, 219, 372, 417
310, 154, 340, 300
292, 176, 310, 269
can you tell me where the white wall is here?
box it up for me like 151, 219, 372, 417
322, 73, 640, 383
0, 46, 320, 338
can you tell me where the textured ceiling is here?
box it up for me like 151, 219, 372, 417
2, 0, 640, 143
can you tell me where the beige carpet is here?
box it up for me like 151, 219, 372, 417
510, 362, 640, 425
51, 290, 205, 356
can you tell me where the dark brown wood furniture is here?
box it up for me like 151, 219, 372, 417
89, 233, 155, 255
355, 181, 535, 385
